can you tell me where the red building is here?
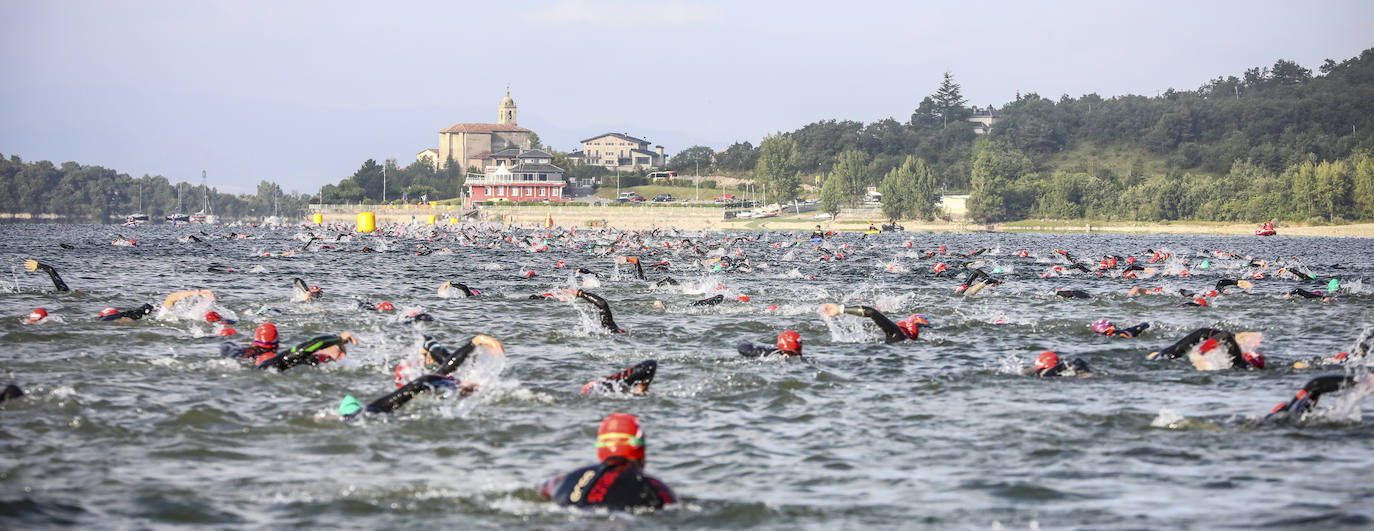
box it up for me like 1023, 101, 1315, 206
464, 149, 569, 203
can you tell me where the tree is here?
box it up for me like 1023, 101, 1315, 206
819, 169, 843, 217
668, 145, 715, 174
879, 155, 939, 220
529, 132, 543, 150
717, 141, 757, 173
828, 149, 870, 208
934, 71, 969, 128
755, 134, 799, 204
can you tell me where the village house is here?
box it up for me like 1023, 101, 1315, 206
566, 132, 666, 171
967, 107, 1000, 135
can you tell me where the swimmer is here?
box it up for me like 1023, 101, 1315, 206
161, 289, 216, 311
25, 308, 49, 324
737, 330, 805, 360
356, 300, 396, 312
255, 332, 357, 371
1264, 375, 1372, 423
402, 310, 435, 323
582, 360, 658, 395
691, 294, 725, 307
23, 260, 70, 292
392, 335, 501, 387
98, 303, 155, 322
1292, 326, 1374, 369
539, 412, 675, 511
1091, 319, 1150, 338
1148, 328, 1264, 370
1284, 288, 1331, 302
573, 290, 625, 333
818, 303, 927, 343
438, 281, 479, 298
204, 311, 236, 325
0, 384, 22, 403
619, 256, 647, 280
340, 374, 478, 418
292, 278, 323, 302
1032, 351, 1092, 378
1055, 289, 1092, 299
220, 322, 281, 360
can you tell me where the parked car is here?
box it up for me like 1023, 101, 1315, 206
653, 194, 673, 202
713, 193, 736, 202
617, 191, 644, 203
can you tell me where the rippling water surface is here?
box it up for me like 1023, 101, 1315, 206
2, 223, 1373, 529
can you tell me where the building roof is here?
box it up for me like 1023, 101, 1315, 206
629, 148, 659, 156
439, 123, 532, 134
580, 132, 649, 144
970, 109, 1000, 118
509, 163, 566, 173
519, 149, 554, 159
417, 148, 439, 155
471, 150, 494, 160
489, 148, 522, 158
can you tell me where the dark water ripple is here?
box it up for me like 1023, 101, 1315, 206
1, 224, 1372, 529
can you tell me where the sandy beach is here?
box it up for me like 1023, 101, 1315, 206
315, 203, 1374, 237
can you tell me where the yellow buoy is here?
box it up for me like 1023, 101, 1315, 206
357, 211, 376, 233
426, 214, 436, 225
311, 212, 323, 225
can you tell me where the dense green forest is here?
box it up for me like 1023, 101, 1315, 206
672, 48, 1374, 223
0, 156, 315, 222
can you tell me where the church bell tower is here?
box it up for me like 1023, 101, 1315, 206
498, 87, 517, 126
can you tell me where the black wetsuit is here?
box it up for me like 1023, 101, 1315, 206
1056, 289, 1092, 299
586, 360, 657, 393
626, 258, 647, 280
656, 277, 679, 286
0, 384, 23, 403
1153, 328, 1247, 368
1286, 288, 1326, 300
1035, 358, 1091, 377
540, 457, 675, 511
576, 291, 624, 333
1265, 375, 1358, 422
31, 262, 70, 292
358, 374, 460, 414
842, 305, 911, 343
1215, 279, 1240, 291
1110, 322, 1151, 338
255, 334, 351, 371
100, 303, 155, 321
692, 294, 724, 307
220, 342, 274, 360
447, 282, 478, 297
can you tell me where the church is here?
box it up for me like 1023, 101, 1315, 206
416, 89, 533, 170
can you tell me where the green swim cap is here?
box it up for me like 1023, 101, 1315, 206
1328, 278, 1340, 292
339, 395, 362, 417
992, 268, 1003, 274
1200, 260, 1210, 269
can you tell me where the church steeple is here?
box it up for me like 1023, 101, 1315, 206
498, 86, 517, 125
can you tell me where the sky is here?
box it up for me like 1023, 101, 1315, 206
1, 0, 1371, 194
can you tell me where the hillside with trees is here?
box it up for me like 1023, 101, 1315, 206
676, 48, 1374, 224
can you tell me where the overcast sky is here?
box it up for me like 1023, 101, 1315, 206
1, 0, 1370, 193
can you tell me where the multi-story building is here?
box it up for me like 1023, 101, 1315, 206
967, 107, 1001, 135
427, 89, 533, 170
463, 149, 568, 203
567, 132, 666, 170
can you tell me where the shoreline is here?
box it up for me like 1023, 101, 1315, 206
311, 205, 1374, 237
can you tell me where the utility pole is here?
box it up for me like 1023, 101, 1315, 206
695, 160, 699, 202
382, 163, 387, 203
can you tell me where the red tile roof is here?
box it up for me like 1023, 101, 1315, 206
439, 123, 532, 134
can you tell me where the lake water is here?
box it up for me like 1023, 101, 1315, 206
2, 223, 1372, 529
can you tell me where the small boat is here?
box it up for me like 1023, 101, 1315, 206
192, 171, 218, 224
166, 185, 189, 223
1256, 228, 1276, 236
881, 223, 904, 232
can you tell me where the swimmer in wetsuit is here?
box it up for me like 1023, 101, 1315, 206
1285, 288, 1331, 302
438, 281, 480, 298
691, 294, 725, 307
23, 260, 70, 292
1091, 319, 1150, 338
0, 384, 23, 403
342, 335, 503, 418
619, 256, 647, 280
539, 413, 675, 511
1055, 289, 1092, 299
956, 268, 1002, 294
574, 290, 625, 333
292, 278, 323, 302
1148, 327, 1265, 370
254, 332, 357, 371
818, 303, 927, 343
737, 330, 805, 360
98, 303, 155, 322
1032, 351, 1091, 377
1264, 375, 1371, 422
220, 322, 281, 360
582, 360, 657, 394
1292, 326, 1374, 369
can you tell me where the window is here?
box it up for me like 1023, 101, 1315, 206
538, 187, 545, 196
553, 188, 560, 197
496, 187, 504, 196
525, 187, 532, 196
538, 173, 547, 181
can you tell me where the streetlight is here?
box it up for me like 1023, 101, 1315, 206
694, 160, 699, 202
382, 163, 387, 204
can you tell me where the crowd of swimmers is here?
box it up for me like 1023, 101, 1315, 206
8, 223, 1374, 513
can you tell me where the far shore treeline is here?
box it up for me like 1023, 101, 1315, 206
3, 48, 1374, 224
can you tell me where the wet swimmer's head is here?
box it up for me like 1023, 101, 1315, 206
1091, 319, 1115, 336
205, 311, 223, 323
897, 314, 930, 340
1034, 351, 1059, 373
376, 301, 395, 312
253, 322, 279, 350
26, 308, 47, 324
597, 412, 647, 466
98, 307, 120, 321
777, 330, 802, 356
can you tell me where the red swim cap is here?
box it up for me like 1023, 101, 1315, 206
377, 301, 395, 311
1034, 351, 1059, 372
1243, 351, 1265, 369
27, 308, 47, 323
205, 311, 222, 323
777, 330, 802, 355
1199, 338, 1219, 353
253, 322, 279, 349
99, 307, 119, 318
736, 295, 750, 302
1193, 297, 1208, 306
217, 327, 237, 336
596, 412, 645, 462
898, 314, 928, 340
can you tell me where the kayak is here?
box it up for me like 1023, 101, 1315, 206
1256, 229, 1276, 236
